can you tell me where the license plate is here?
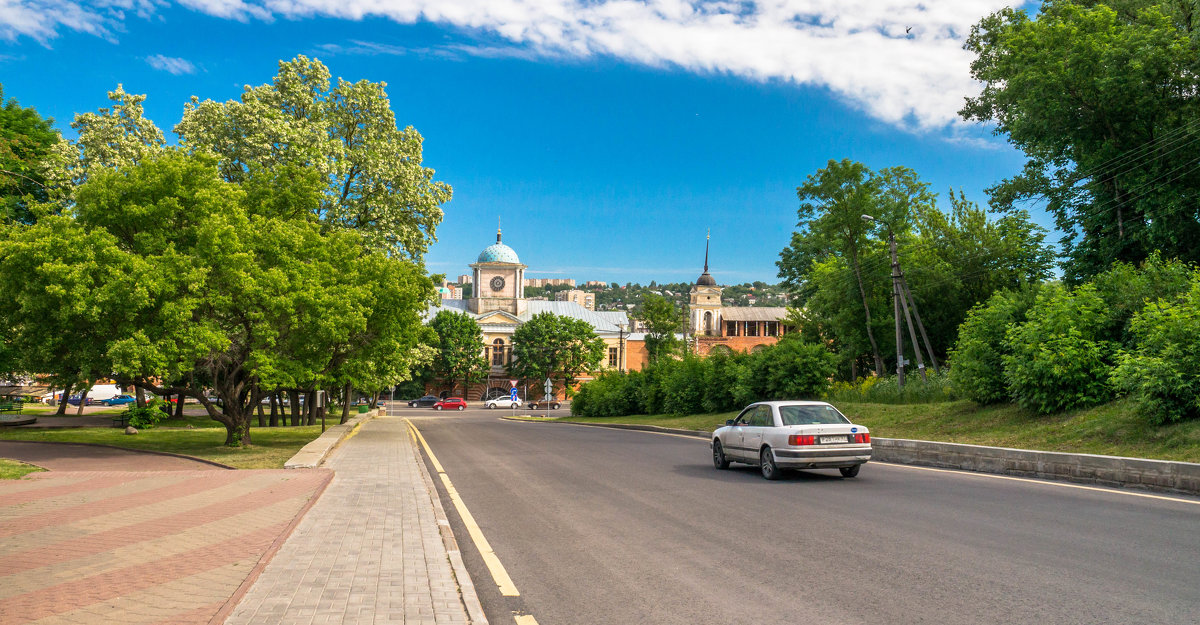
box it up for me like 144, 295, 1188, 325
820, 435, 849, 444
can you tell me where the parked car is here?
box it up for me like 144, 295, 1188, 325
408, 395, 440, 408
66, 394, 98, 406
483, 396, 523, 409
100, 394, 136, 406
711, 401, 872, 480
527, 398, 562, 410
433, 397, 467, 411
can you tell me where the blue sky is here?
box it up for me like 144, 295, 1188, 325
1, 0, 1041, 285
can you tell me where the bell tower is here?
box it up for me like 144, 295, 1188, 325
689, 233, 723, 336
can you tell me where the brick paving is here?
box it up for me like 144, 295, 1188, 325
224, 416, 473, 625
0, 469, 332, 625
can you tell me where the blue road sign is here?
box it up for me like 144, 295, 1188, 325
510, 388, 519, 402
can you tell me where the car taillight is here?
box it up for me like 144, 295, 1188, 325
854, 432, 870, 444
788, 434, 815, 446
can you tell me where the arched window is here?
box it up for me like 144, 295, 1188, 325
703, 311, 713, 335
492, 338, 506, 366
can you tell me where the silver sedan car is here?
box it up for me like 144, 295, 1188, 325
711, 401, 872, 480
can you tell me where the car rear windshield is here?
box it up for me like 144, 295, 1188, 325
779, 405, 850, 426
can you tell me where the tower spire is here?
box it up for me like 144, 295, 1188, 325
703, 230, 710, 273
497, 217, 502, 244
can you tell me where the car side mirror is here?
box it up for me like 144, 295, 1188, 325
725, 419, 735, 426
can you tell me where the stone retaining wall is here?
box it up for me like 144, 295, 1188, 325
873, 438, 1200, 496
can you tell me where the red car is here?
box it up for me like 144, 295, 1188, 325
433, 397, 467, 411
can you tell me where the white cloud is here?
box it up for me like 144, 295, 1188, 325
146, 53, 197, 74
6, 0, 1019, 131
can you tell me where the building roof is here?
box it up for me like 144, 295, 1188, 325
720, 307, 789, 322
476, 228, 521, 264
425, 299, 631, 335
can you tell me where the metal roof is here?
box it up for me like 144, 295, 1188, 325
720, 307, 789, 322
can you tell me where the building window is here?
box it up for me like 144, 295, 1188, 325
747, 322, 759, 337
703, 311, 713, 335
726, 321, 737, 337
766, 321, 777, 337
608, 347, 619, 367
492, 338, 506, 366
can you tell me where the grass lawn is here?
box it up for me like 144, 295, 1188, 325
554, 399, 1200, 463
0, 413, 330, 469
0, 458, 46, 479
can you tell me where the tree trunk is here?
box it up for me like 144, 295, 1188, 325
55, 382, 72, 415
269, 393, 279, 427
850, 254, 885, 376
256, 400, 266, 427
135, 386, 146, 408
221, 408, 252, 446
340, 382, 352, 425
305, 390, 317, 426
75, 383, 89, 416
289, 390, 301, 426
369, 391, 379, 410
174, 394, 185, 419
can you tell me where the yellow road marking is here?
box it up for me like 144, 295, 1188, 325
405, 418, 521, 597
514, 615, 540, 624
885, 462, 1200, 506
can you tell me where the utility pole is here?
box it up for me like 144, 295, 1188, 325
888, 228, 906, 388
900, 276, 940, 374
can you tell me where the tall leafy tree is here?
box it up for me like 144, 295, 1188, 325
0, 84, 59, 224
962, 0, 1200, 281
777, 159, 936, 376
1, 150, 434, 445
509, 312, 605, 393
633, 293, 684, 362
428, 310, 487, 395
175, 55, 451, 259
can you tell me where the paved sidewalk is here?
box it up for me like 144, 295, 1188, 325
0, 441, 226, 471
224, 416, 477, 625
0, 468, 332, 624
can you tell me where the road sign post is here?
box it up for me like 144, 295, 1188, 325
544, 377, 553, 417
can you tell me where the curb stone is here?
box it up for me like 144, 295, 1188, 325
407, 417, 490, 625
503, 417, 1200, 497
283, 408, 379, 469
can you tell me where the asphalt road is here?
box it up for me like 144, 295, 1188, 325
400, 408, 1200, 625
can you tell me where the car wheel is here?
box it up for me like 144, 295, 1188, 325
510, 402, 517, 409
435, 405, 443, 411
840, 465, 861, 478
712, 440, 730, 470
760, 447, 781, 480
552, 403, 561, 410
457, 405, 465, 411
487, 403, 495, 409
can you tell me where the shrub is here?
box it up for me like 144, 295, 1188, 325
1111, 274, 1200, 424
1003, 284, 1114, 414
948, 286, 1037, 404
123, 400, 167, 429
756, 339, 837, 400
661, 356, 707, 415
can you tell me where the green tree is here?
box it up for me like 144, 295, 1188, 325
509, 312, 605, 393
962, 0, 1200, 281
2, 150, 434, 445
778, 159, 936, 376
175, 55, 451, 259
0, 84, 60, 224
429, 310, 487, 396
633, 293, 684, 362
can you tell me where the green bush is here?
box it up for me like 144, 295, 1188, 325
571, 339, 837, 417
1003, 284, 1114, 414
948, 287, 1037, 404
123, 400, 167, 429
1111, 275, 1200, 424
